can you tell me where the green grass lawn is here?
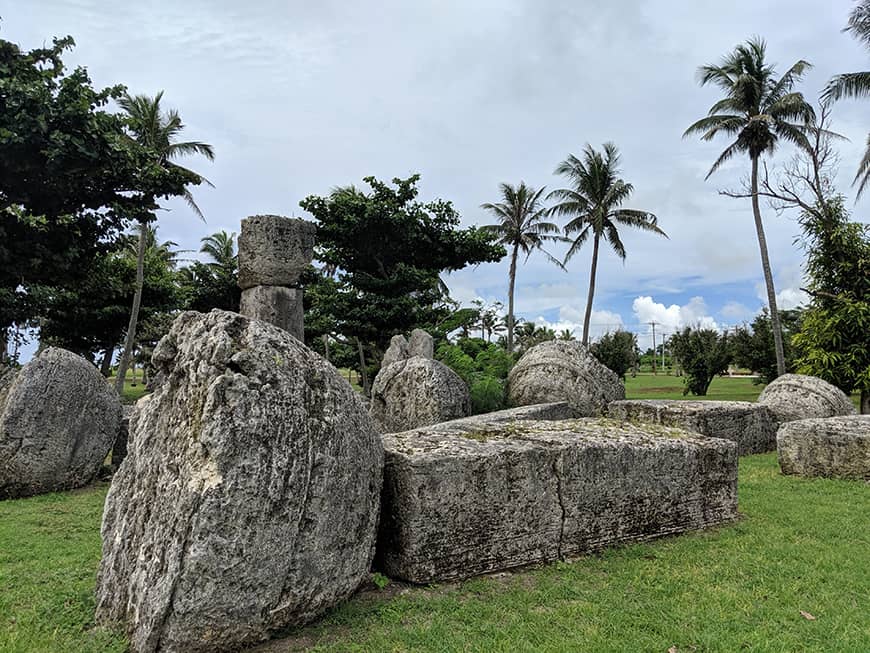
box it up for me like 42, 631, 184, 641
2, 455, 868, 653
625, 373, 765, 402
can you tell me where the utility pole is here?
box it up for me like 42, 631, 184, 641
661, 333, 666, 372
648, 321, 657, 375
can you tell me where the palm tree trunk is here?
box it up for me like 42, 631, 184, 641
507, 243, 518, 354
322, 334, 330, 363
114, 221, 147, 395
99, 345, 114, 377
861, 389, 869, 415
581, 234, 600, 346
750, 156, 786, 377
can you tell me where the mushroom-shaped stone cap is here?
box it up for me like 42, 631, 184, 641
237, 215, 316, 289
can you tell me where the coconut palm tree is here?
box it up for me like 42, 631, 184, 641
823, 1, 870, 196
481, 182, 563, 353
684, 37, 814, 377
113, 91, 214, 394
548, 143, 666, 346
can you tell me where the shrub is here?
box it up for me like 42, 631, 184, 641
469, 375, 506, 414
590, 330, 637, 378
670, 327, 731, 396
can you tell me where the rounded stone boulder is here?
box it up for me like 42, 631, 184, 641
0, 347, 121, 499
758, 373, 857, 423
95, 310, 383, 653
507, 340, 625, 416
370, 356, 471, 433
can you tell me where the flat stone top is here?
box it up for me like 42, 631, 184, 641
778, 415, 870, 436
609, 399, 761, 412
422, 403, 575, 432
384, 417, 731, 461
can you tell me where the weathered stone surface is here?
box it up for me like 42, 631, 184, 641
95, 310, 383, 653
508, 340, 625, 416
408, 328, 434, 359
608, 399, 779, 455
0, 347, 121, 499
237, 215, 316, 289
370, 357, 471, 433
758, 373, 857, 423
425, 402, 576, 432
381, 334, 409, 369
111, 404, 136, 469
377, 418, 737, 583
240, 285, 304, 338
777, 415, 870, 480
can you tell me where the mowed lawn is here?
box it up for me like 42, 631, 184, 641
1, 375, 867, 652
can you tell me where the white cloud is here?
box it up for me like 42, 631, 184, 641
720, 301, 753, 321
632, 295, 718, 333
532, 307, 624, 341
754, 282, 810, 311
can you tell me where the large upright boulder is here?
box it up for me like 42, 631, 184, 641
370, 357, 470, 433
508, 340, 624, 416
758, 374, 857, 423
95, 310, 383, 653
0, 347, 121, 499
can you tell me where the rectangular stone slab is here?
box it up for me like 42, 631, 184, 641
377, 418, 737, 583
423, 402, 576, 432
607, 399, 778, 455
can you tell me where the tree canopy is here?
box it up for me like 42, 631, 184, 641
300, 175, 505, 355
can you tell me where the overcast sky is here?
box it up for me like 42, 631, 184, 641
10, 0, 870, 349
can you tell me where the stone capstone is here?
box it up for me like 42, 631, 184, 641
777, 415, 870, 480
507, 340, 625, 416
370, 357, 471, 433
239, 285, 304, 339
377, 418, 737, 583
237, 215, 316, 290
0, 347, 121, 499
95, 310, 383, 653
758, 373, 857, 423
607, 399, 779, 455
407, 328, 434, 359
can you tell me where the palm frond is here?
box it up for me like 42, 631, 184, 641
822, 71, 870, 102
853, 132, 870, 198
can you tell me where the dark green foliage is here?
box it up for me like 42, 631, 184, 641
670, 327, 731, 396
0, 35, 196, 335
590, 330, 638, 379
731, 309, 802, 384
792, 198, 870, 411
469, 376, 506, 414
300, 175, 505, 356
437, 338, 515, 414
179, 231, 240, 312
37, 228, 180, 361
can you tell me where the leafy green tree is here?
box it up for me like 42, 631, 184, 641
179, 230, 240, 312
436, 339, 515, 414
684, 37, 814, 377
37, 226, 181, 372
0, 35, 190, 357
114, 91, 214, 394
731, 309, 802, 384
590, 330, 638, 379
823, 1, 870, 196
300, 175, 504, 384
548, 143, 665, 346
481, 182, 563, 353
670, 327, 731, 396
792, 197, 870, 413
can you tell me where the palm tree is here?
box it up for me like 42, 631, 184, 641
823, 1, 870, 196
548, 143, 666, 346
113, 91, 214, 394
480, 182, 563, 353
684, 37, 814, 376
200, 230, 236, 270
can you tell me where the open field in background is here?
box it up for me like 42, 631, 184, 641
1, 455, 868, 652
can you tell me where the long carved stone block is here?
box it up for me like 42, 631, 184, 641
607, 399, 778, 455
237, 215, 316, 290
240, 285, 303, 339
377, 418, 737, 583
424, 402, 576, 432
777, 415, 870, 480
